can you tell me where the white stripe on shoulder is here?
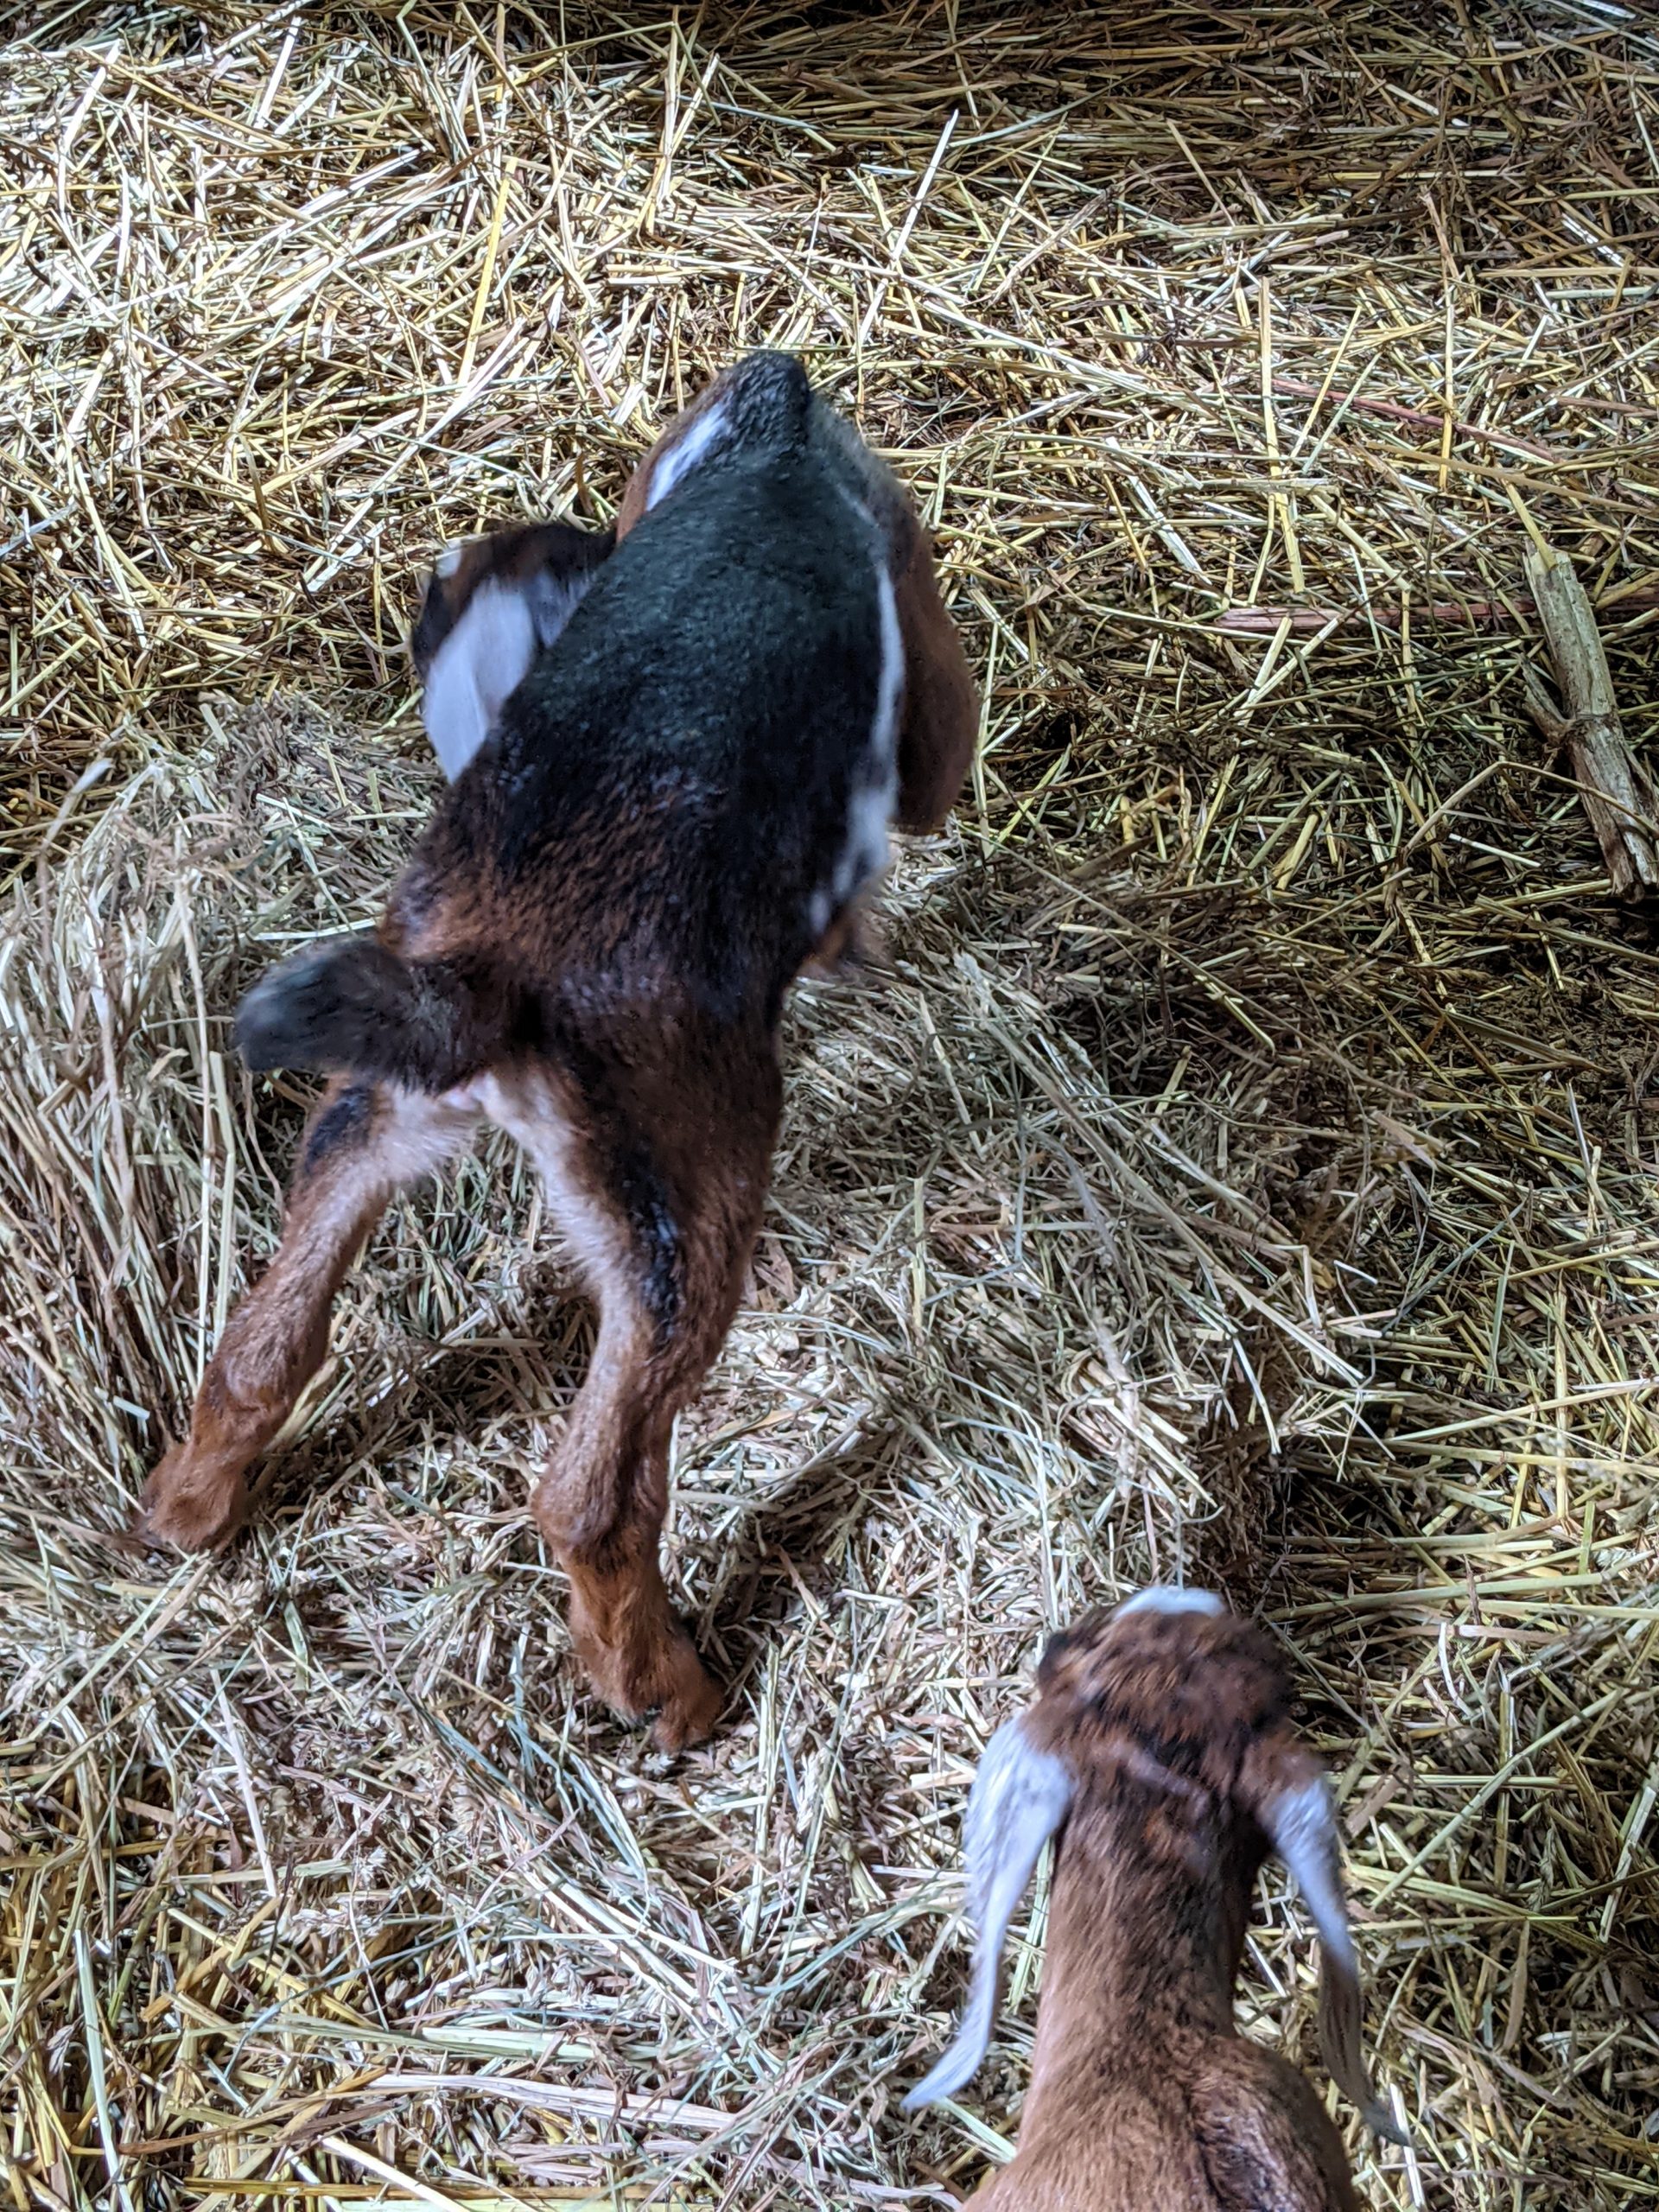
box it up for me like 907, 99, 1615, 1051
824, 558, 905, 917
871, 560, 904, 768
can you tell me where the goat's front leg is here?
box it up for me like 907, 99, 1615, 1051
138, 1077, 476, 1549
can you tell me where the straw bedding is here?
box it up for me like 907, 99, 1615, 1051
3, 3, 1658, 2206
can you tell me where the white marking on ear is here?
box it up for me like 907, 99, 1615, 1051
1268, 1777, 1356, 1978
420, 581, 537, 780
1117, 1586, 1226, 1618
644, 397, 733, 512
1268, 1775, 1405, 2143
524, 563, 601, 652
435, 542, 464, 578
902, 1712, 1071, 2113
834, 783, 893, 905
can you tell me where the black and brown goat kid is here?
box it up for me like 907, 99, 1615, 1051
139, 353, 979, 1748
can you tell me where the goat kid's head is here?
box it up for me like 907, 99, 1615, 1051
903, 1588, 1400, 2140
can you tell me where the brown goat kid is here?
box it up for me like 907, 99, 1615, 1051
137, 353, 978, 1749
904, 1592, 1402, 2209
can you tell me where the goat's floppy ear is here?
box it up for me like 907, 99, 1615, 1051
412, 522, 613, 782
1262, 1754, 1406, 2144
902, 1712, 1071, 2113
891, 526, 980, 835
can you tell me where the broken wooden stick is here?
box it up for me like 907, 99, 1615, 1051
1216, 599, 1512, 634
1212, 582, 1659, 636
1522, 543, 1659, 899
1269, 375, 1560, 463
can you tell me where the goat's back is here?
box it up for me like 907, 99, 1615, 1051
969, 2042, 1357, 2211
496, 454, 884, 848
391, 448, 898, 1026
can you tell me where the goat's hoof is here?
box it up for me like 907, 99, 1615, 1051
134, 1450, 248, 1553
577, 1622, 722, 1751
648, 1640, 724, 1751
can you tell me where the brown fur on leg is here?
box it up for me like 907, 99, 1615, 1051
561, 1509, 726, 1753
137, 1078, 476, 1550
479, 1043, 779, 1750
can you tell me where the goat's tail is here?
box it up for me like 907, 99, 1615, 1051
234, 934, 510, 1091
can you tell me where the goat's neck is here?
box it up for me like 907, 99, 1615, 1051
1019, 1789, 1257, 2124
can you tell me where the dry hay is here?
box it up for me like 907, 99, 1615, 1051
3, 3, 1659, 2207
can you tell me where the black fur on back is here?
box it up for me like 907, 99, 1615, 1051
400, 404, 895, 1035
240, 353, 900, 1097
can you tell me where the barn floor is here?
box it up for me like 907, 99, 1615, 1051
3, 6, 1659, 2208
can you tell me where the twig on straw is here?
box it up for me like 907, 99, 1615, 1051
1522, 544, 1659, 898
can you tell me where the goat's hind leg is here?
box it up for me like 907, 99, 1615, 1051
138, 1077, 477, 1549
486, 1057, 777, 1751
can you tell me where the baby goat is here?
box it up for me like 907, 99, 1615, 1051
904, 1591, 1401, 2209
138, 353, 978, 1749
